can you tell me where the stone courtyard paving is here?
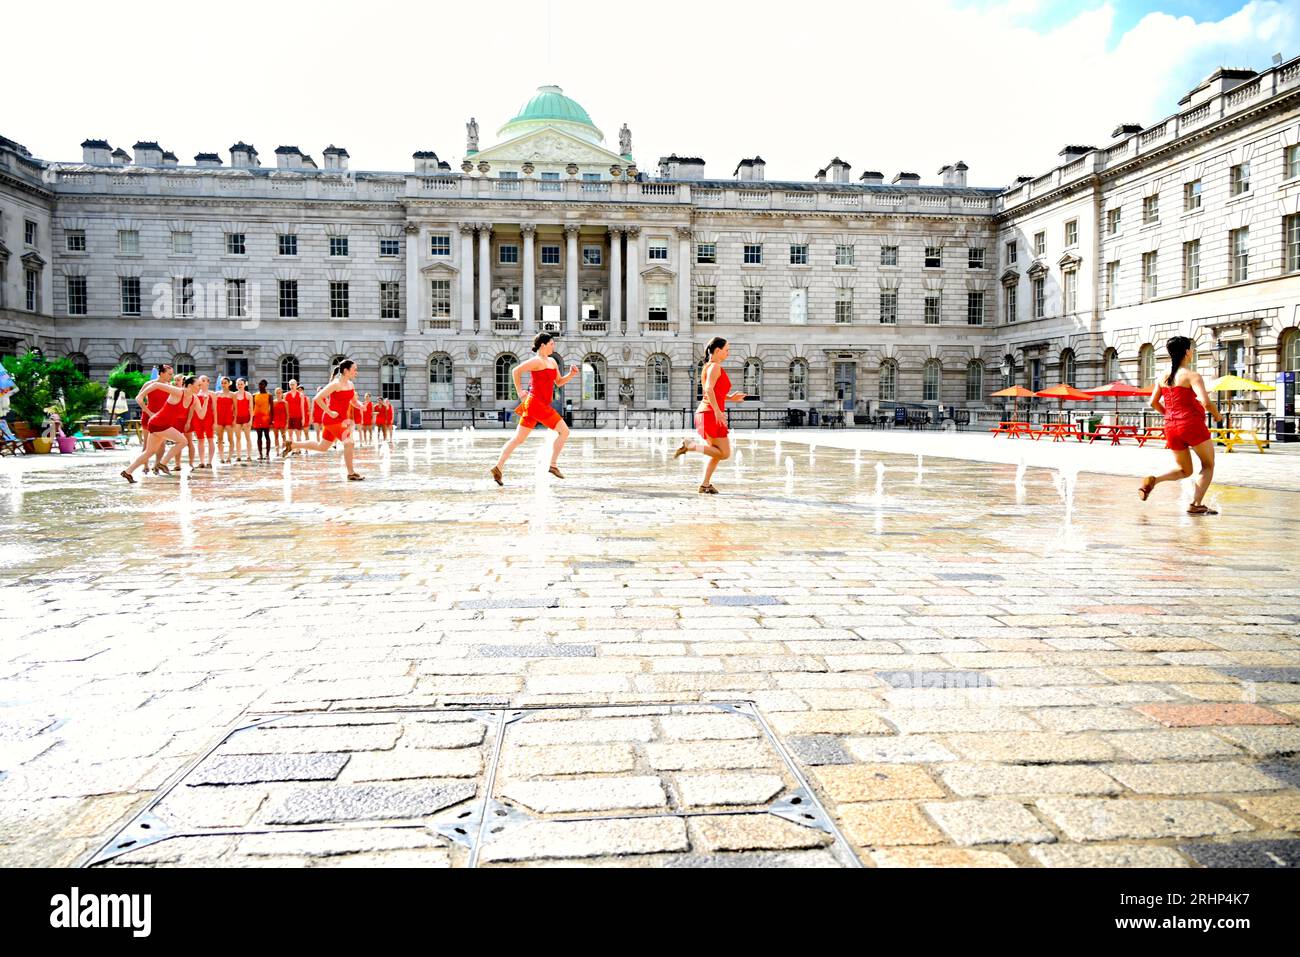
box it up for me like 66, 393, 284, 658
1, 429, 1299, 868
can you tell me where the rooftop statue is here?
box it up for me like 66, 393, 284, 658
619, 124, 632, 156
466, 117, 479, 153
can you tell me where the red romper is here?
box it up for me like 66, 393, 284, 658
150, 394, 189, 434
234, 392, 252, 425
195, 392, 215, 439
272, 399, 288, 431
695, 365, 731, 441
1161, 384, 1212, 451
361, 401, 374, 427
322, 387, 356, 443
215, 393, 235, 428
515, 365, 561, 430
286, 391, 305, 430
141, 387, 170, 433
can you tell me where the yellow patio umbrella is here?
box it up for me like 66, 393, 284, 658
1208, 375, 1275, 393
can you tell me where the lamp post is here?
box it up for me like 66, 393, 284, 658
398, 362, 408, 430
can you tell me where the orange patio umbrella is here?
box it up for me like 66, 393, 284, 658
1035, 384, 1094, 423
1084, 380, 1151, 421
991, 385, 1036, 421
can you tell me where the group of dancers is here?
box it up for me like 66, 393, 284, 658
117, 333, 1220, 510
120, 360, 391, 483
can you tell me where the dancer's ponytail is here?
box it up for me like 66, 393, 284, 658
1165, 336, 1192, 387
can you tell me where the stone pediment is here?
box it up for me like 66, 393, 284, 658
421, 261, 459, 276
1058, 252, 1082, 271
21, 250, 46, 268
475, 127, 625, 167
0, 239, 9, 260
639, 264, 677, 280
1000, 268, 1019, 286
1026, 259, 1049, 279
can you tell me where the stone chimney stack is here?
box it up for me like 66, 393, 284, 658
111, 147, 130, 165
830, 158, 851, 184
892, 171, 921, 186
814, 166, 827, 182
323, 145, 350, 171
80, 139, 113, 165
953, 161, 968, 187
1110, 123, 1143, 139
161, 151, 178, 167
275, 145, 304, 168
230, 142, 259, 168
751, 156, 765, 181
1058, 145, 1096, 162
132, 141, 164, 166
413, 151, 441, 174
734, 158, 754, 181
194, 152, 222, 167
859, 171, 884, 185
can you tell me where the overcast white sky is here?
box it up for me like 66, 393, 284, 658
6, 0, 1297, 187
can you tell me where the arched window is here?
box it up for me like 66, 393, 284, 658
1138, 344, 1155, 387
429, 354, 453, 403
966, 360, 984, 402
743, 358, 762, 398
582, 354, 606, 402
1060, 348, 1076, 387
280, 355, 300, 390
647, 354, 670, 402
879, 360, 897, 401
1283, 329, 1300, 373
789, 359, 808, 401
695, 359, 707, 402
1103, 348, 1119, 383
66, 352, 90, 378
173, 353, 196, 376
119, 353, 143, 375
923, 359, 941, 401
495, 354, 517, 402
328, 355, 348, 378
380, 356, 402, 400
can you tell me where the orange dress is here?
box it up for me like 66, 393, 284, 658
322, 388, 356, 442
515, 365, 561, 430
251, 392, 272, 429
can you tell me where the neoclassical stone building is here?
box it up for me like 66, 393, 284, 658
2, 65, 1298, 421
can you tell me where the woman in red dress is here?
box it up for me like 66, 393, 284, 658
490, 333, 578, 486
214, 377, 236, 464
191, 375, 216, 469
377, 398, 394, 444
233, 378, 253, 464
674, 337, 746, 494
138, 364, 175, 475
1140, 336, 1225, 515
285, 379, 306, 445
121, 375, 198, 483
272, 387, 289, 456
284, 359, 364, 480
360, 393, 375, 444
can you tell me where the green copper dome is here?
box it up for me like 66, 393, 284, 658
498, 85, 604, 144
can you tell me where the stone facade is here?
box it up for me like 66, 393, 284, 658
3, 68, 1299, 419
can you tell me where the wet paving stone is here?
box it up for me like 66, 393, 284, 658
188, 753, 351, 786
1178, 839, 1300, 868
1257, 762, 1300, 789
783, 735, 855, 766
1212, 667, 1300, 684
708, 595, 786, 607
262, 781, 477, 825
471, 644, 596, 658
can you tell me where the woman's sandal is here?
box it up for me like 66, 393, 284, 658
674, 440, 691, 459
698, 484, 719, 495
120, 470, 135, 484
1187, 503, 1218, 515
549, 466, 565, 479
490, 466, 503, 487
347, 473, 365, 482
155, 463, 171, 475
1138, 476, 1155, 501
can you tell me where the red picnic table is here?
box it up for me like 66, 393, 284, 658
990, 421, 1034, 438
1087, 424, 1139, 445
1038, 422, 1085, 442
1134, 426, 1166, 447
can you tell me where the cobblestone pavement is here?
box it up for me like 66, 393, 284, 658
1, 431, 1298, 868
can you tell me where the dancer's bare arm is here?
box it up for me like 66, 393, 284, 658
703, 365, 725, 420
1148, 384, 1164, 415
512, 357, 544, 398
315, 380, 340, 417
556, 363, 580, 386
1189, 372, 1224, 423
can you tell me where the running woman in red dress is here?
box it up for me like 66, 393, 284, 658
121, 375, 198, 482
214, 377, 236, 464
1139, 335, 1225, 515
284, 359, 364, 480
192, 375, 216, 469
489, 332, 578, 486
233, 378, 253, 464
138, 364, 175, 475
674, 336, 746, 494
271, 387, 289, 456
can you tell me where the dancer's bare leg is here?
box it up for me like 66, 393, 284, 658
494, 425, 532, 471
701, 437, 731, 487
548, 421, 570, 467
1148, 449, 1193, 492
1188, 440, 1216, 507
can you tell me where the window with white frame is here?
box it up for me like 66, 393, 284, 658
226, 279, 247, 319
1106, 207, 1122, 234
279, 354, 300, 389
1286, 214, 1300, 273
1230, 163, 1250, 196
279, 280, 298, 318
968, 247, 985, 269
431, 279, 451, 320
878, 361, 897, 400
1230, 227, 1249, 282
120, 277, 141, 316
329, 236, 349, 257
924, 294, 941, 325
923, 360, 941, 401
24, 220, 37, 246
924, 246, 941, 268
66, 230, 86, 252
789, 287, 807, 325
380, 281, 400, 319
1142, 196, 1159, 225
498, 244, 519, 265
1061, 350, 1076, 387
581, 354, 606, 401
118, 230, 139, 255
1005, 240, 1018, 265
743, 288, 762, 322
1063, 270, 1077, 313
379, 238, 401, 258
648, 354, 670, 402
696, 242, 716, 264
226, 232, 246, 255
25, 269, 39, 311
1105, 261, 1119, 308
1032, 276, 1045, 318
1184, 180, 1201, 211
835, 244, 854, 266
647, 285, 669, 325
1286, 145, 1300, 180
329, 280, 349, 318
1184, 240, 1201, 290
835, 288, 853, 324
1142, 252, 1158, 300
695, 286, 716, 323
582, 245, 602, 266
430, 234, 451, 257
175, 276, 195, 317
1103, 349, 1119, 382
789, 359, 807, 401
173, 231, 193, 254
1139, 344, 1155, 386
789, 244, 808, 265
880, 245, 898, 266
495, 354, 517, 401
743, 243, 763, 265
648, 239, 669, 261
541, 244, 560, 265
1033, 231, 1045, 256
743, 358, 762, 397
966, 360, 983, 401
879, 290, 897, 324
66, 276, 87, 315
1005, 284, 1017, 323
967, 291, 985, 325
278, 233, 297, 256
1065, 219, 1078, 246
429, 354, 453, 402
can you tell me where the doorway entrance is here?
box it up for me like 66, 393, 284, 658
225, 357, 249, 382
833, 361, 857, 411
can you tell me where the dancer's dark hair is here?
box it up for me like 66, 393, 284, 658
532, 332, 554, 352
704, 337, 728, 359
337, 359, 355, 374
258, 379, 268, 392
1165, 336, 1193, 387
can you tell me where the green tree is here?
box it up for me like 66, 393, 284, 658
107, 362, 147, 417
1, 351, 52, 430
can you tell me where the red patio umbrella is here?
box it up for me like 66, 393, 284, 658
991, 386, 1035, 422
1084, 380, 1152, 424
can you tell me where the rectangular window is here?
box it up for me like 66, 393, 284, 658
278, 280, 298, 318
695, 242, 716, 264
743, 244, 763, 265
430, 280, 451, 319
582, 245, 602, 266
26, 270, 38, 311
430, 234, 450, 257
743, 288, 762, 323
1286, 144, 1300, 180
1105, 261, 1119, 308
329, 236, 349, 257
835, 244, 854, 266
1142, 195, 1159, 224
379, 238, 401, 258
173, 231, 193, 254
924, 294, 941, 325
24, 220, 37, 246
1005, 240, 1018, 265
880, 245, 899, 266
1106, 207, 1122, 234
1230, 163, 1250, 196
967, 291, 985, 326
498, 244, 519, 265
835, 288, 853, 324
1063, 271, 1077, 313
1032, 276, 1045, 318
879, 290, 897, 324
1065, 219, 1078, 246
226, 232, 246, 255
968, 247, 985, 269
329, 281, 350, 318
541, 245, 560, 265
1230, 227, 1249, 282
118, 229, 139, 255
695, 286, 716, 324
66, 229, 86, 252
1142, 251, 1158, 300
789, 243, 808, 265
175, 277, 195, 317
278, 233, 297, 256
1183, 240, 1201, 290
1033, 231, 1045, 256
1286, 214, 1300, 273
789, 287, 807, 325
1184, 180, 1201, 211
66, 276, 87, 315
226, 279, 247, 319
648, 239, 669, 261
1005, 284, 1017, 323
380, 281, 401, 318
924, 246, 941, 268
120, 277, 141, 316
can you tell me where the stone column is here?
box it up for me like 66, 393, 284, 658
608, 226, 623, 334
477, 223, 492, 331
564, 224, 580, 336
625, 225, 641, 337
676, 225, 692, 335
404, 223, 421, 335
458, 223, 475, 333
521, 223, 537, 338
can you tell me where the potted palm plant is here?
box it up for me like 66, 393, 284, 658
2, 351, 51, 451
46, 358, 106, 452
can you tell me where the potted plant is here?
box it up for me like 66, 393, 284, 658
2, 350, 51, 449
